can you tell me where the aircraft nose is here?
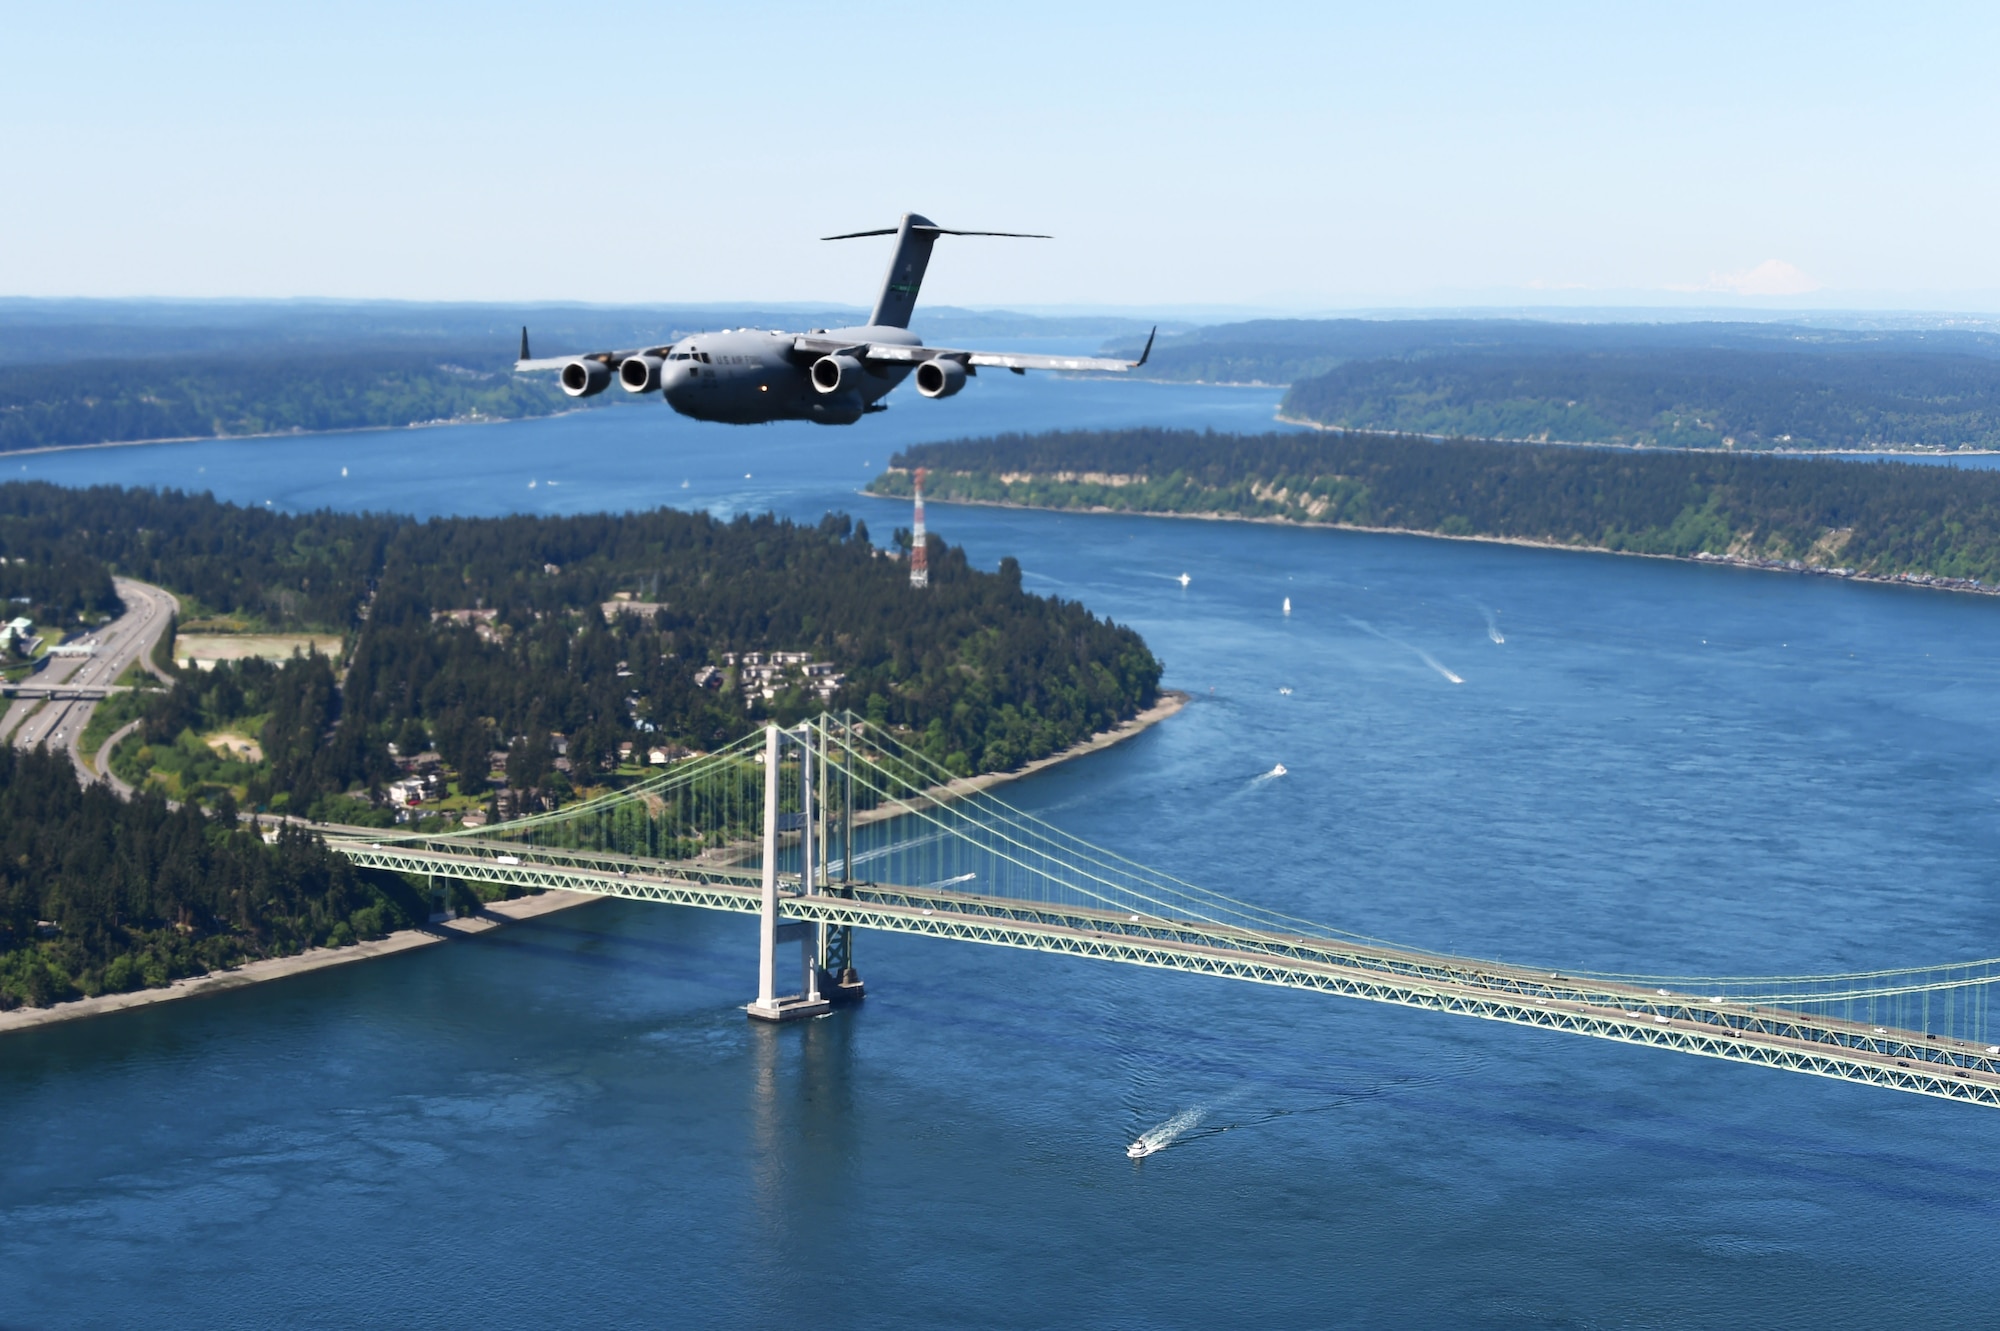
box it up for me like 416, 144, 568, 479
662, 361, 695, 403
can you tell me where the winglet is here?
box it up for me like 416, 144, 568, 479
520, 326, 531, 361
1135, 325, 1156, 369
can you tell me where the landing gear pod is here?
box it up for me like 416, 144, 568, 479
618, 355, 662, 393
811, 354, 865, 394
915, 358, 967, 399
559, 359, 612, 398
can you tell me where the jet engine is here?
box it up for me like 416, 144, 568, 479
618, 355, 662, 393
914, 358, 967, 399
811, 354, 865, 395
559, 358, 612, 398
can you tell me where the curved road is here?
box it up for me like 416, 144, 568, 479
4, 577, 179, 784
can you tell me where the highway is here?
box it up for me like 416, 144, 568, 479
3, 577, 178, 782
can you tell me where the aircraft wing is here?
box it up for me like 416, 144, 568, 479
790, 326, 1155, 374
514, 347, 672, 372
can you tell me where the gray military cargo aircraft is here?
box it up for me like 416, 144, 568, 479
514, 212, 1153, 425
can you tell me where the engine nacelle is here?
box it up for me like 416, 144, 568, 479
618, 355, 662, 393
559, 358, 612, 398
915, 357, 968, 399
811, 354, 864, 395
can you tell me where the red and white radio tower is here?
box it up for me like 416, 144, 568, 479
909, 467, 929, 589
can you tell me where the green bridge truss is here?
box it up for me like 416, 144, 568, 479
327, 713, 2000, 1110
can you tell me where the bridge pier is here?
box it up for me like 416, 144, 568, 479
748, 723, 832, 1022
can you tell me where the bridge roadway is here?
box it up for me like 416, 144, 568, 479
329, 832, 2000, 1108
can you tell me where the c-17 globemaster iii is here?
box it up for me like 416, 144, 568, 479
514, 212, 1154, 425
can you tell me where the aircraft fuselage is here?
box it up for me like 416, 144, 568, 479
660, 325, 917, 426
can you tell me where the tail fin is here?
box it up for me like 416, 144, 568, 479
823, 213, 1050, 329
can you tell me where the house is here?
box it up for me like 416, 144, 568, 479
0, 617, 38, 657
692, 665, 722, 690
602, 599, 668, 621
386, 771, 445, 807
647, 747, 670, 765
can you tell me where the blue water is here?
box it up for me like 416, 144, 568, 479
7, 377, 2000, 1329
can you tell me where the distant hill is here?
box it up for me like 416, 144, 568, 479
1281, 347, 2000, 451
1103, 317, 2000, 386
0, 300, 1162, 453
876, 427, 2000, 585
1098, 317, 2000, 451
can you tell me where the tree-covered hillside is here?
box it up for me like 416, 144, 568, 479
1281, 348, 2000, 451
1104, 317, 2000, 391
0, 484, 1160, 816
0, 351, 591, 453
878, 428, 2000, 584
0, 745, 420, 1011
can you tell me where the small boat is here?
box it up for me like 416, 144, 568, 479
1269, 763, 1288, 777
1127, 1138, 1158, 1159
1177, 572, 1191, 587
1283, 597, 1291, 615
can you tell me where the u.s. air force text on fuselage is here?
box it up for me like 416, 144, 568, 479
514, 212, 1153, 426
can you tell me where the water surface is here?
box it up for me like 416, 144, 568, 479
6, 376, 2000, 1329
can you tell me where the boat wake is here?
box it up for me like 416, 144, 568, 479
1253, 763, 1288, 782
1346, 616, 1465, 685
1127, 1106, 1207, 1158
1478, 603, 1505, 644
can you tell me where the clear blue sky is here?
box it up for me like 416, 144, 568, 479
1, 2, 1993, 311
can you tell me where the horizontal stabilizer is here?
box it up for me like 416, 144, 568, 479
822, 225, 1051, 241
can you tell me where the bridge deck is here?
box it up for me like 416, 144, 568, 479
329, 833, 2000, 1108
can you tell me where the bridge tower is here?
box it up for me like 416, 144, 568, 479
909, 467, 929, 589
747, 721, 863, 1022
818, 713, 865, 1005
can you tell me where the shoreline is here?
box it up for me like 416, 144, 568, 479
3, 693, 1190, 1033
884, 487, 2000, 601
6, 403, 1994, 464
1269, 413, 2000, 458
0, 889, 596, 1036
0, 406, 610, 460
848, 688, 1190, 830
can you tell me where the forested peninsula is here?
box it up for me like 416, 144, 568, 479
2, 485, 1158, 805
874, 428, 2000, 588
0, 483, 1161, 1009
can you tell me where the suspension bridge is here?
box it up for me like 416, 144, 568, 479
327, 714, 2000, 1108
